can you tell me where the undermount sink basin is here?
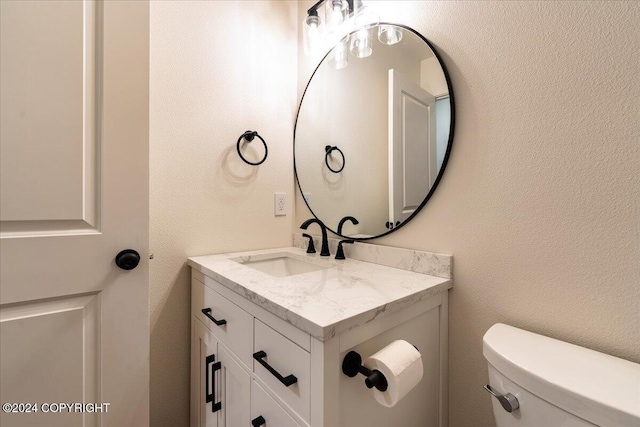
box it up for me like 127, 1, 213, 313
232, 253, 329, 278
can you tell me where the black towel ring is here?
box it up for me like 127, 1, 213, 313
325, 145, 345, 173
237, 130, 268, 166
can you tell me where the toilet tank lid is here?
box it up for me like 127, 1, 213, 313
483, 323, 640, 427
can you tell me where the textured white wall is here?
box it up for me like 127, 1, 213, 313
150, 2, 297, 425
296, 1, 640, 426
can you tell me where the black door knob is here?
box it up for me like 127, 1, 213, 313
115, 249, 140, 270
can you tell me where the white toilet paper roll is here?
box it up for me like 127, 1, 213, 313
364, 340, 423, 408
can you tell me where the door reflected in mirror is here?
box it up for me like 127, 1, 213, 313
295, 23, 454, 239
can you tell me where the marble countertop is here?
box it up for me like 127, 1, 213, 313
188, 247, 452, 341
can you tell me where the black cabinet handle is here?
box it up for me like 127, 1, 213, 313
251, 415, 266, 427
202, 308, 227, 326
253, 350, 298, 387
205, 354, 222, 413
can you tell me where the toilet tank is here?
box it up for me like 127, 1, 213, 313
483, 324, 640, 427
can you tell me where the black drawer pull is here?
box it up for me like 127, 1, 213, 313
251, 415, 266, 427
205, 354, 222, 413
202, 308, 227, 326
253, 350, 298, 387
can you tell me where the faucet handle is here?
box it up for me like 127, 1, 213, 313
335, 240, 355, 260
302, 233, 316, 254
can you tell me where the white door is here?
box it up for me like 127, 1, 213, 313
0, 1, 149, 426
388, 69, 437, 225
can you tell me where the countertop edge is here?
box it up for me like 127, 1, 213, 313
188, 259, 326, 338
318, 279, 452, 341
187, 254, 452, 342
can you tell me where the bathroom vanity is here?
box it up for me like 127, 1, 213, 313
188, 238, 451, 427
189, 14, 456, 427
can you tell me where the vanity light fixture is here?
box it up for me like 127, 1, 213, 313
303, 0, 386, 65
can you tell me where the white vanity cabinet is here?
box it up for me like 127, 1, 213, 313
189, 246, 451, 427
191, 273, 313, 427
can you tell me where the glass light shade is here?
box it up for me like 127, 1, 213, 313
350, 28, 372, 58
378, 25, 403, 45
328, 39, 349, 69
325, 0, 348, 28
303, 14, 322, 55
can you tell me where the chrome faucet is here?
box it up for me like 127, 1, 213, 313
300, 218, 330, 257
337, 215, 359, 235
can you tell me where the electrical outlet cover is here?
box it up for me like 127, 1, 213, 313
275, 193, 286, 216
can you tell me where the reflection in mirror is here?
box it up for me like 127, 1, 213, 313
295, 23, 454, 239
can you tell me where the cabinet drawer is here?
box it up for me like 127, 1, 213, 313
253, 319, 310, 423
193, 277, 253, 368
251, 380, 301, 427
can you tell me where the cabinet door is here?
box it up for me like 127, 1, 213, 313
192, 319, 251, 427
218, 344, 251, 427
191, 319, 221, 427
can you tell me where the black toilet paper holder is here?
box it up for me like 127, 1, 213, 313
341, 351, 388, 392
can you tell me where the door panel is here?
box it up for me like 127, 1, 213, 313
403, 97, 432, 204
0, 0, 93, 225
0, 1, 149, 426
0, 294, 99, 427
389, 69, 437, 224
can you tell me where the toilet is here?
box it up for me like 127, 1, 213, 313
483, 323, 640, 427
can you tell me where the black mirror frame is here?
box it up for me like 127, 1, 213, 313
294, 23, 455, 241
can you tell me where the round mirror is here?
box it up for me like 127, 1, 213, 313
295, 23, 454, 240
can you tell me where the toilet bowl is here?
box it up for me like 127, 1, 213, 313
483, 323, 640, 427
